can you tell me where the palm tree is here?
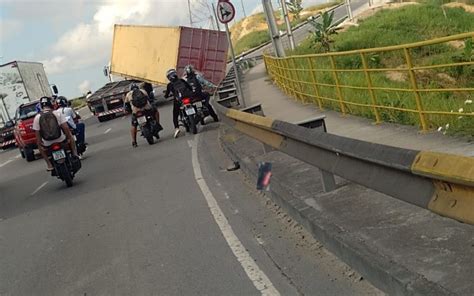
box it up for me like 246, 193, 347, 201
309, 10, 345, 52
286, 0, 303, 20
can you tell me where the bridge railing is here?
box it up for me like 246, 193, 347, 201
264, 32, 474, 134
213, 55, 474, 225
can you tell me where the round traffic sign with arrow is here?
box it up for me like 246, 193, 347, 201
217, 0, 235, 24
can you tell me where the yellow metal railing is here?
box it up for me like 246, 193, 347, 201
264, 32, 474, 134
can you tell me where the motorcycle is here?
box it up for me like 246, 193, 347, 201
178, 96, 210, 135
48, 142, 81, 187
136, 109, 161, 145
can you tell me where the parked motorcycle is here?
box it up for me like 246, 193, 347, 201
48, 142, 81, 187
178, 97, 210, 134
136, 109, 161, 144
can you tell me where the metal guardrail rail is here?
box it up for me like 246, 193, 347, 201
213, 58, 474, 225
264, 32, 474, 133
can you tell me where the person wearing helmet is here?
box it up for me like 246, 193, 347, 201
32, 96, 78, 171
124, 82, 163, 147
164, 68, 194, 138
54, 96, 86, 155
183, 65, 219, 122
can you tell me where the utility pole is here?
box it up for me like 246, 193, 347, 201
240, 0, 247, 18
262, 0, 285, 57
346, 0, 353, 21
187, 0, 193, 26
211, 3, 221, 31
280, 0, 295, 50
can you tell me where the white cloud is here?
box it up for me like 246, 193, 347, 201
78, 80, 92, 94
42, 0, 202, 75
0, 19, 23, 42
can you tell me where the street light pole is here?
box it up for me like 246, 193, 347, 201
280, 0, 295, 50
262, 0, 285, 57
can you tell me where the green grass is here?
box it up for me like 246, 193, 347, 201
280, 1, 474, 137
234, 30, 271, 56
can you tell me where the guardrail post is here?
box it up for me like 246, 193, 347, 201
403, 48, 428, 131
360, 53, 381, 124
307, 57, 324, 110
292, 57, 309, 104
320, 169, 337, 192
329, 56, 347, 115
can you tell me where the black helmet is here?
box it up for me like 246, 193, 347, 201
166, 69, 178, 81
130, 83, 139, 91
39, 96, 53, 108
57, 96, 68, 107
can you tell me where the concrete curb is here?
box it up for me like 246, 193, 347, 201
219, 127, 454, 296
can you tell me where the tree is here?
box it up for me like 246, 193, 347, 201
286, 0, 303, 20
308, 10, 344, 52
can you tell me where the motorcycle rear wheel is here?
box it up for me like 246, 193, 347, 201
189, 115, 198, 134
58, 163, 74, 187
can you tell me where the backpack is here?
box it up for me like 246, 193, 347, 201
172, 79, 194, 99
131, 89, 148, 108
39, 111, 62, 141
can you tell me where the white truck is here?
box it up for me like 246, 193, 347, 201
0, 61, 53, 126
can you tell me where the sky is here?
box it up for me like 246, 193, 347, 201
0, 0, 325, 99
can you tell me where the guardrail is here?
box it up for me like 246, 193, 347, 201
213, 59, 474, 225
264, 32, 474, 134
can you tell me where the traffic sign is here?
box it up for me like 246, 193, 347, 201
217, 0, 235, 24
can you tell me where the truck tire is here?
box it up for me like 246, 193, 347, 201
25, 148, 35, 162
189, 115, 198, 135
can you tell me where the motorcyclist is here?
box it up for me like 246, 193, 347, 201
33, 96, 78, 171
55, 96, 86, 156
164, 69, 194, 138
183, 65, 219, 122
124, 83, 163, 147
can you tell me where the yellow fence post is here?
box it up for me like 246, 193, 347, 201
403, 48, 428, 131
360, 53, 381, 124
306, 57, 323, 110
292, 57, 308, 103
289, 58, 304, 101
329, 56, 347, 115
277, 59, 290, 96
284, 58, 298, 99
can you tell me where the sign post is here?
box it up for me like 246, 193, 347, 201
217, 0, 245, 107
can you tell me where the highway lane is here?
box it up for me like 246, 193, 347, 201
0, 101, 381, 295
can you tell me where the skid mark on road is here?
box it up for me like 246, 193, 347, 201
191, 134, 280, 296
31, 181, 48, 196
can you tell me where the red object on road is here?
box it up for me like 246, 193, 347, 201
13, 100, 39, 162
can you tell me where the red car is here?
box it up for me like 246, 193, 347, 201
13, 100, 39, 162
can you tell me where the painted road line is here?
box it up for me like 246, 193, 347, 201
104, 128, 112, 134
191, 134, 280, 296
31, 181, 48, 196
0, 159, 13, 168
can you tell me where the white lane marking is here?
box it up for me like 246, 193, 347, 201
104, 128, 112, 134
31, 181, 48, 196
187, 140, 193, 148
0, 159, 13, 168
15, 154, 21, 159
191, 134, 280, 295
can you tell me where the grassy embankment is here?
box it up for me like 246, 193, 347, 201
283, 0, 474, 137
231, 2, 342, 56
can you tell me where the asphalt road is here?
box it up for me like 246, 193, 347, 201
0, 102, 382, 295
246, 0, 368, 59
